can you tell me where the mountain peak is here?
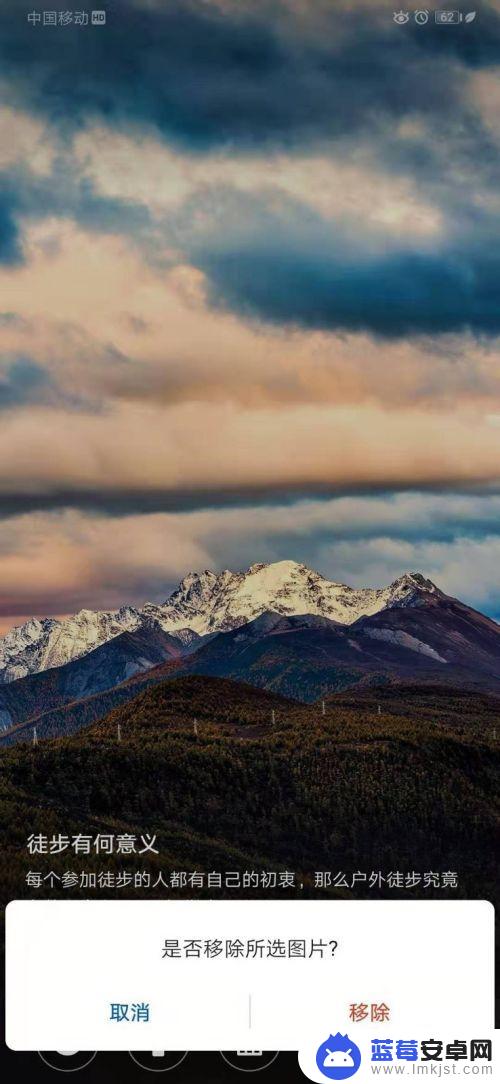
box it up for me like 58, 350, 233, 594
248, 559, 307, 575
396, 571, 435, 588
176, 569, 217, 590
388, 571, 440, 599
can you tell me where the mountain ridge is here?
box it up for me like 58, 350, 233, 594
0, 560, 444, 684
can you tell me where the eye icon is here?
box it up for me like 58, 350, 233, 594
393, 10, 410, 23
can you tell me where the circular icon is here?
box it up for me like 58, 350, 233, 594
414, 9, 429, 23
38, 1052, 97, 1073
129, 1052, 188, 1073
220, 1051, 279, 1073
315, 1034, 361, 1080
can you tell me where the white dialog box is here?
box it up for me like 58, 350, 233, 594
6, 899, 494, 1051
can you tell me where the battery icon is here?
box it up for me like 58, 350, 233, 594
435, 10, 462, 21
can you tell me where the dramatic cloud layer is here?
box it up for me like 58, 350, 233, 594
0, 0, 499, 627
3, 0, 496, 149
185, 190, 500, 336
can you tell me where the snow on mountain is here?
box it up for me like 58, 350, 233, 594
0, 607, 142, 684
151, 561, 439, 636
0, 560, 440, 684
363, 627, 447, 663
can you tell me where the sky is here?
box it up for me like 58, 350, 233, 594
1, 0, 500, 632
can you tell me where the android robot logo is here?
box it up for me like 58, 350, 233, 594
315, 1033, 361, 1079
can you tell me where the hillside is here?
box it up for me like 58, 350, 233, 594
176, 595, 500, 700
0, 626, 184, 739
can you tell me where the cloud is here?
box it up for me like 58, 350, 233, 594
0, 399, 499, 517
1, 153, 498, 340
5, 225, 500, 417
0, 192, 22, 264
0, 4, 498, 342
0, 353, 102, 414
74, 127, 445, 240
0, 158, 154, 262
0, 508, 208, 619
184, 188, 500, 337
0, 106, 55, 176
1, 0, 498, 155
0, 312, 28, 329
0, 357, 51, 410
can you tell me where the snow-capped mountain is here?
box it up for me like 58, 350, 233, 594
0, 607, 141, 684
0, 560, 440, 684
149, 561, 439, 634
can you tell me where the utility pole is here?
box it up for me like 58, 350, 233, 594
193, 719, 198, 737
117, 723, 122, 743
321, 700, 326, 716
377, 705, 381, 716
271, 709, 276, 726
33, 727, 38, 747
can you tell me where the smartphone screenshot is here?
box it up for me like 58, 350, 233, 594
0, 2, 498, 1080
